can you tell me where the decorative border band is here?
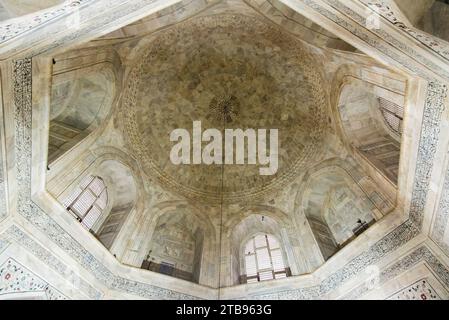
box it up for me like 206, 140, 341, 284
360, 0, 449, 62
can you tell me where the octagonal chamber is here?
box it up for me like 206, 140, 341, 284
43, 12, 401, 289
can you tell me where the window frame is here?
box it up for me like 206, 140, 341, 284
64, 175, 108, 230
243, 234, 287, 284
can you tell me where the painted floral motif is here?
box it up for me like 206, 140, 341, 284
0, 258, 66, 300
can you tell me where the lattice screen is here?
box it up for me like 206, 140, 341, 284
378, 97, 404, 135
244, 234, 287, 283
64, 175, 108, 230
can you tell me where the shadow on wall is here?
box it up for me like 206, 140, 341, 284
48, 67, 115, 164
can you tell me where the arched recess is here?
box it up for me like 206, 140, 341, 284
137, 201, 218, 287
293, 157, 394, 263
225, 206, 304, 286
302, 166, 378, 260
333, 65, 407, 185
47, 48, 122, 166
57, 151, 140, 253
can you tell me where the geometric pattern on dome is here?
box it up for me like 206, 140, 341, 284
120, 14, 329, 203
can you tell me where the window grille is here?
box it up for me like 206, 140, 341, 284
244, 234, 287, 283
378, 97, 404, 135
64, 175, 108, 230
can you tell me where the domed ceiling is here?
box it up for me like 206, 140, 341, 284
121, 14, 329, 202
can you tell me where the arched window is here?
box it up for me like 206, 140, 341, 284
63, 175, 108, 230
244, 234, 287, 283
